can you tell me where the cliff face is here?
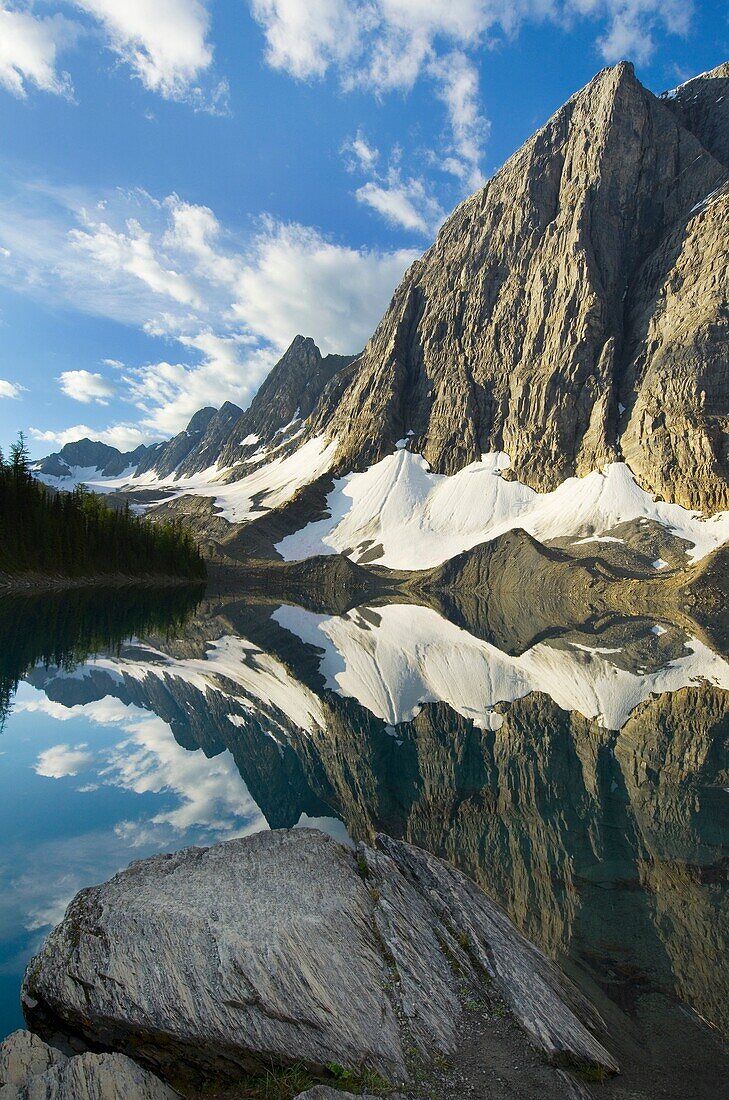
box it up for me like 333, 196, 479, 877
310, 62, 728, 510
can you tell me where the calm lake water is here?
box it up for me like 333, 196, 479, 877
0, 585, 727, 1096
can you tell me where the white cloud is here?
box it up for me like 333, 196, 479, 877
251, 0, 493, 184
232, 218, 419, 354
72, 0, 218, 104
19, 686, 267, 840
29, 423, 155, 451
429, 51, 488, 190
35, 742, 93, 778
59, 369, 116, 405
1, 181, 416, 439
356, 175, 443, 233
123, 335, 276, 437
70, 216, 201, 307
0, 378, 26, 399
0, 7, 77, 99
0, 1, 219, 108
251, 0, 696, 189
250, 0, 367, 80
342, 129, 380, 172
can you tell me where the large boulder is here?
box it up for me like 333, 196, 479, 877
22, 830, 618, 1091
0, 1030, 178, 1099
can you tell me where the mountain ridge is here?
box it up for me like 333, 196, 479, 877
34, 60, 729, 561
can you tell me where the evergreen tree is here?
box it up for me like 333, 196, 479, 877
0, 433, 206, 580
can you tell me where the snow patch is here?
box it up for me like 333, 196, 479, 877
276, 449, 729, 569
61, 435, 338, 525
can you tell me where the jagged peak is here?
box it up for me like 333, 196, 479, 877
662, 60, 729, 98
185, 407, 216, 434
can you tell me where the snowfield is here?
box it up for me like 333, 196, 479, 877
35, 440, 728, 568
273, 603, 729, 732
35, 435, 338, 524
276, 448, 729, 568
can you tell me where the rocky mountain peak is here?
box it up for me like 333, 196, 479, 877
31, 61, 728, 520
185, 407, 217, 434
33, 438, 149, 480
213, 335, 355, 470
662, 61, 729, 170
308, 60, 727, 510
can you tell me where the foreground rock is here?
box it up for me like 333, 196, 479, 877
0, 1029, 178, 1099
22, 830, 618, 1092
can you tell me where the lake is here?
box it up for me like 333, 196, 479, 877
0, 584, 726, 1097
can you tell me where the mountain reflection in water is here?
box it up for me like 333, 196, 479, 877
0, 585, 727, 1096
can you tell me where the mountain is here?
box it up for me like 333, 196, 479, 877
310, 61, 727, 510
35, 61, 729, 564
135, 335, 355, 481
33, 438, 149, 484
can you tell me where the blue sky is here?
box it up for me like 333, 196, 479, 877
0, 1, 726, 458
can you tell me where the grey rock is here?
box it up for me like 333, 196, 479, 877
23, 829, 617, 1090
663, 61, 729, 170
309, 61, 727, 511
365, 836, 618, 1073
0, 1030, 178, 1099
0, 1031, 66, 1087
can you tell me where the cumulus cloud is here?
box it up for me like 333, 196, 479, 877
0, 379, 26, 399
356, 175, 443, 234
251, 0, 696, 189
35, 742, 93, 778
251, 0, 492, 186
233, 217, 418, 352
71, 0, 221, 106
122, 336, 275, 437
0, 6, 77, 99
0, 1, 219, 108
591, 0, 692, 64
59, 369, 116, 405
70, 216, 201, 307
342, 129, 380, 173
429, 51, 489, 190
3, 182, 415, 439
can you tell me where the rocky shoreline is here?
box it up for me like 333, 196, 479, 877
6, 829, 619, 1098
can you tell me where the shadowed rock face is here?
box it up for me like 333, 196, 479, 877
309, 61, 728, 510
0, 1029, 179, 1099
662, 62, 729, 170
135, 403, 243, 480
